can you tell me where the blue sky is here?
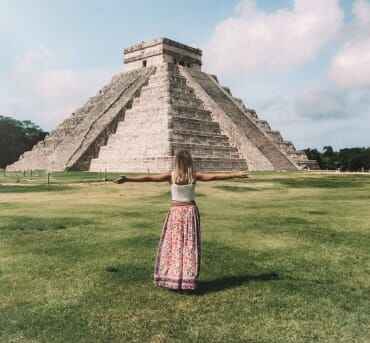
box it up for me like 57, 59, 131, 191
1, 0, 370, 149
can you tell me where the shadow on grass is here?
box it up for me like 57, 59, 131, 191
195, 272, 280, 295
307, 210, 328, 215
0, 184, 72, 193
105, 264, 151, 282
276, 177, 367, 189
0, 216, 93, 232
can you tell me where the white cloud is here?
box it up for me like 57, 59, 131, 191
204, 0, 344, 75
254, 87, 370, 149
329, 0, 370, 88
2, 46, 114, 130
295, 88, 350, 120
353, 0, 370, 26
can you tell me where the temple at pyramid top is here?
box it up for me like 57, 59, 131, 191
124, 38, 202, 70
7, 37, 319, 172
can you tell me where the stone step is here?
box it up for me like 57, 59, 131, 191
255, 120, 271, 131
145, 68, 191, 84
268, 130, 283, 143
138, 79, 199, 94
170, 142, 240, 158
172, 105, 211, 116
278, 142, 296, 154
170, 116, 221, 134
169, 108, 213, 121
132, 95, 203, 108
146, 75, 187, 87
126, 103, 208, 116
169, 129, 230, 146
125, 103, 171, 113
139, 84, 197, 99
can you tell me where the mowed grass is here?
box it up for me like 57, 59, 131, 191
0, 172, 369, 343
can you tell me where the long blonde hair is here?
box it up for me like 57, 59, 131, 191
173, 150, 194, 185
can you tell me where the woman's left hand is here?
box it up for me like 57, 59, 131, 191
237, 171, 249, 178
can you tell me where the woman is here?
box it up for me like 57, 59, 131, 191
114, 150, 248, 291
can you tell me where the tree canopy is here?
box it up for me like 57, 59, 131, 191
304, 146, 370, 171
0, 116, 48, 169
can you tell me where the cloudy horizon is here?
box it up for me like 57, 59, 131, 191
1, 0, 369, 150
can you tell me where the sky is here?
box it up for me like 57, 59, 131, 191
1, 0, 369, 150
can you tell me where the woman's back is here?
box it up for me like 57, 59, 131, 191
170, 171, 196, 202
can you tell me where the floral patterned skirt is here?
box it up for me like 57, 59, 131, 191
154, 201, 201, 290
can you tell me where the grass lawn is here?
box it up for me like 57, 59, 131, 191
0, 171, 369, 342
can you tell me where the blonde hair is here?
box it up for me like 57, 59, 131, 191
173, 150, 194, 185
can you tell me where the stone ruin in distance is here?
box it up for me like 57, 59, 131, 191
7, 38, 318, 172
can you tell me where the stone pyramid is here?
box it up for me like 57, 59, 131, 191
7, 38, 317, 172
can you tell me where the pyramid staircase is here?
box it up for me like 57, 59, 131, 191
180, 67, 318, 170
90, 63, 247, 172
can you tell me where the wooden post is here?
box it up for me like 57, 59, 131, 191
104, 169, 107, 182
30, 169, 33, 179
47, 172, 50, 185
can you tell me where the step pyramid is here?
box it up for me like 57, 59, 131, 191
7, 38, 318, 172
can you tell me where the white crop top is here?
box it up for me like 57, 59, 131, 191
170, 172, 196, 202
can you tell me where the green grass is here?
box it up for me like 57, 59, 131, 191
0, 171, 369, 342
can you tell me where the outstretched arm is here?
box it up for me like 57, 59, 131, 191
195, 171, 249, 181
114, 172, 171, 184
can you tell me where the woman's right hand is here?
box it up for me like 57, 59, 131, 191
114, 176, 127, 184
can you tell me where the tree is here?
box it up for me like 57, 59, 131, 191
0, 116, 48, 169
323, 146, 334, 156
304, 146, 370, 171
304, 148, 323, 168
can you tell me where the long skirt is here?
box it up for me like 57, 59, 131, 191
154, 201, 201, 290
